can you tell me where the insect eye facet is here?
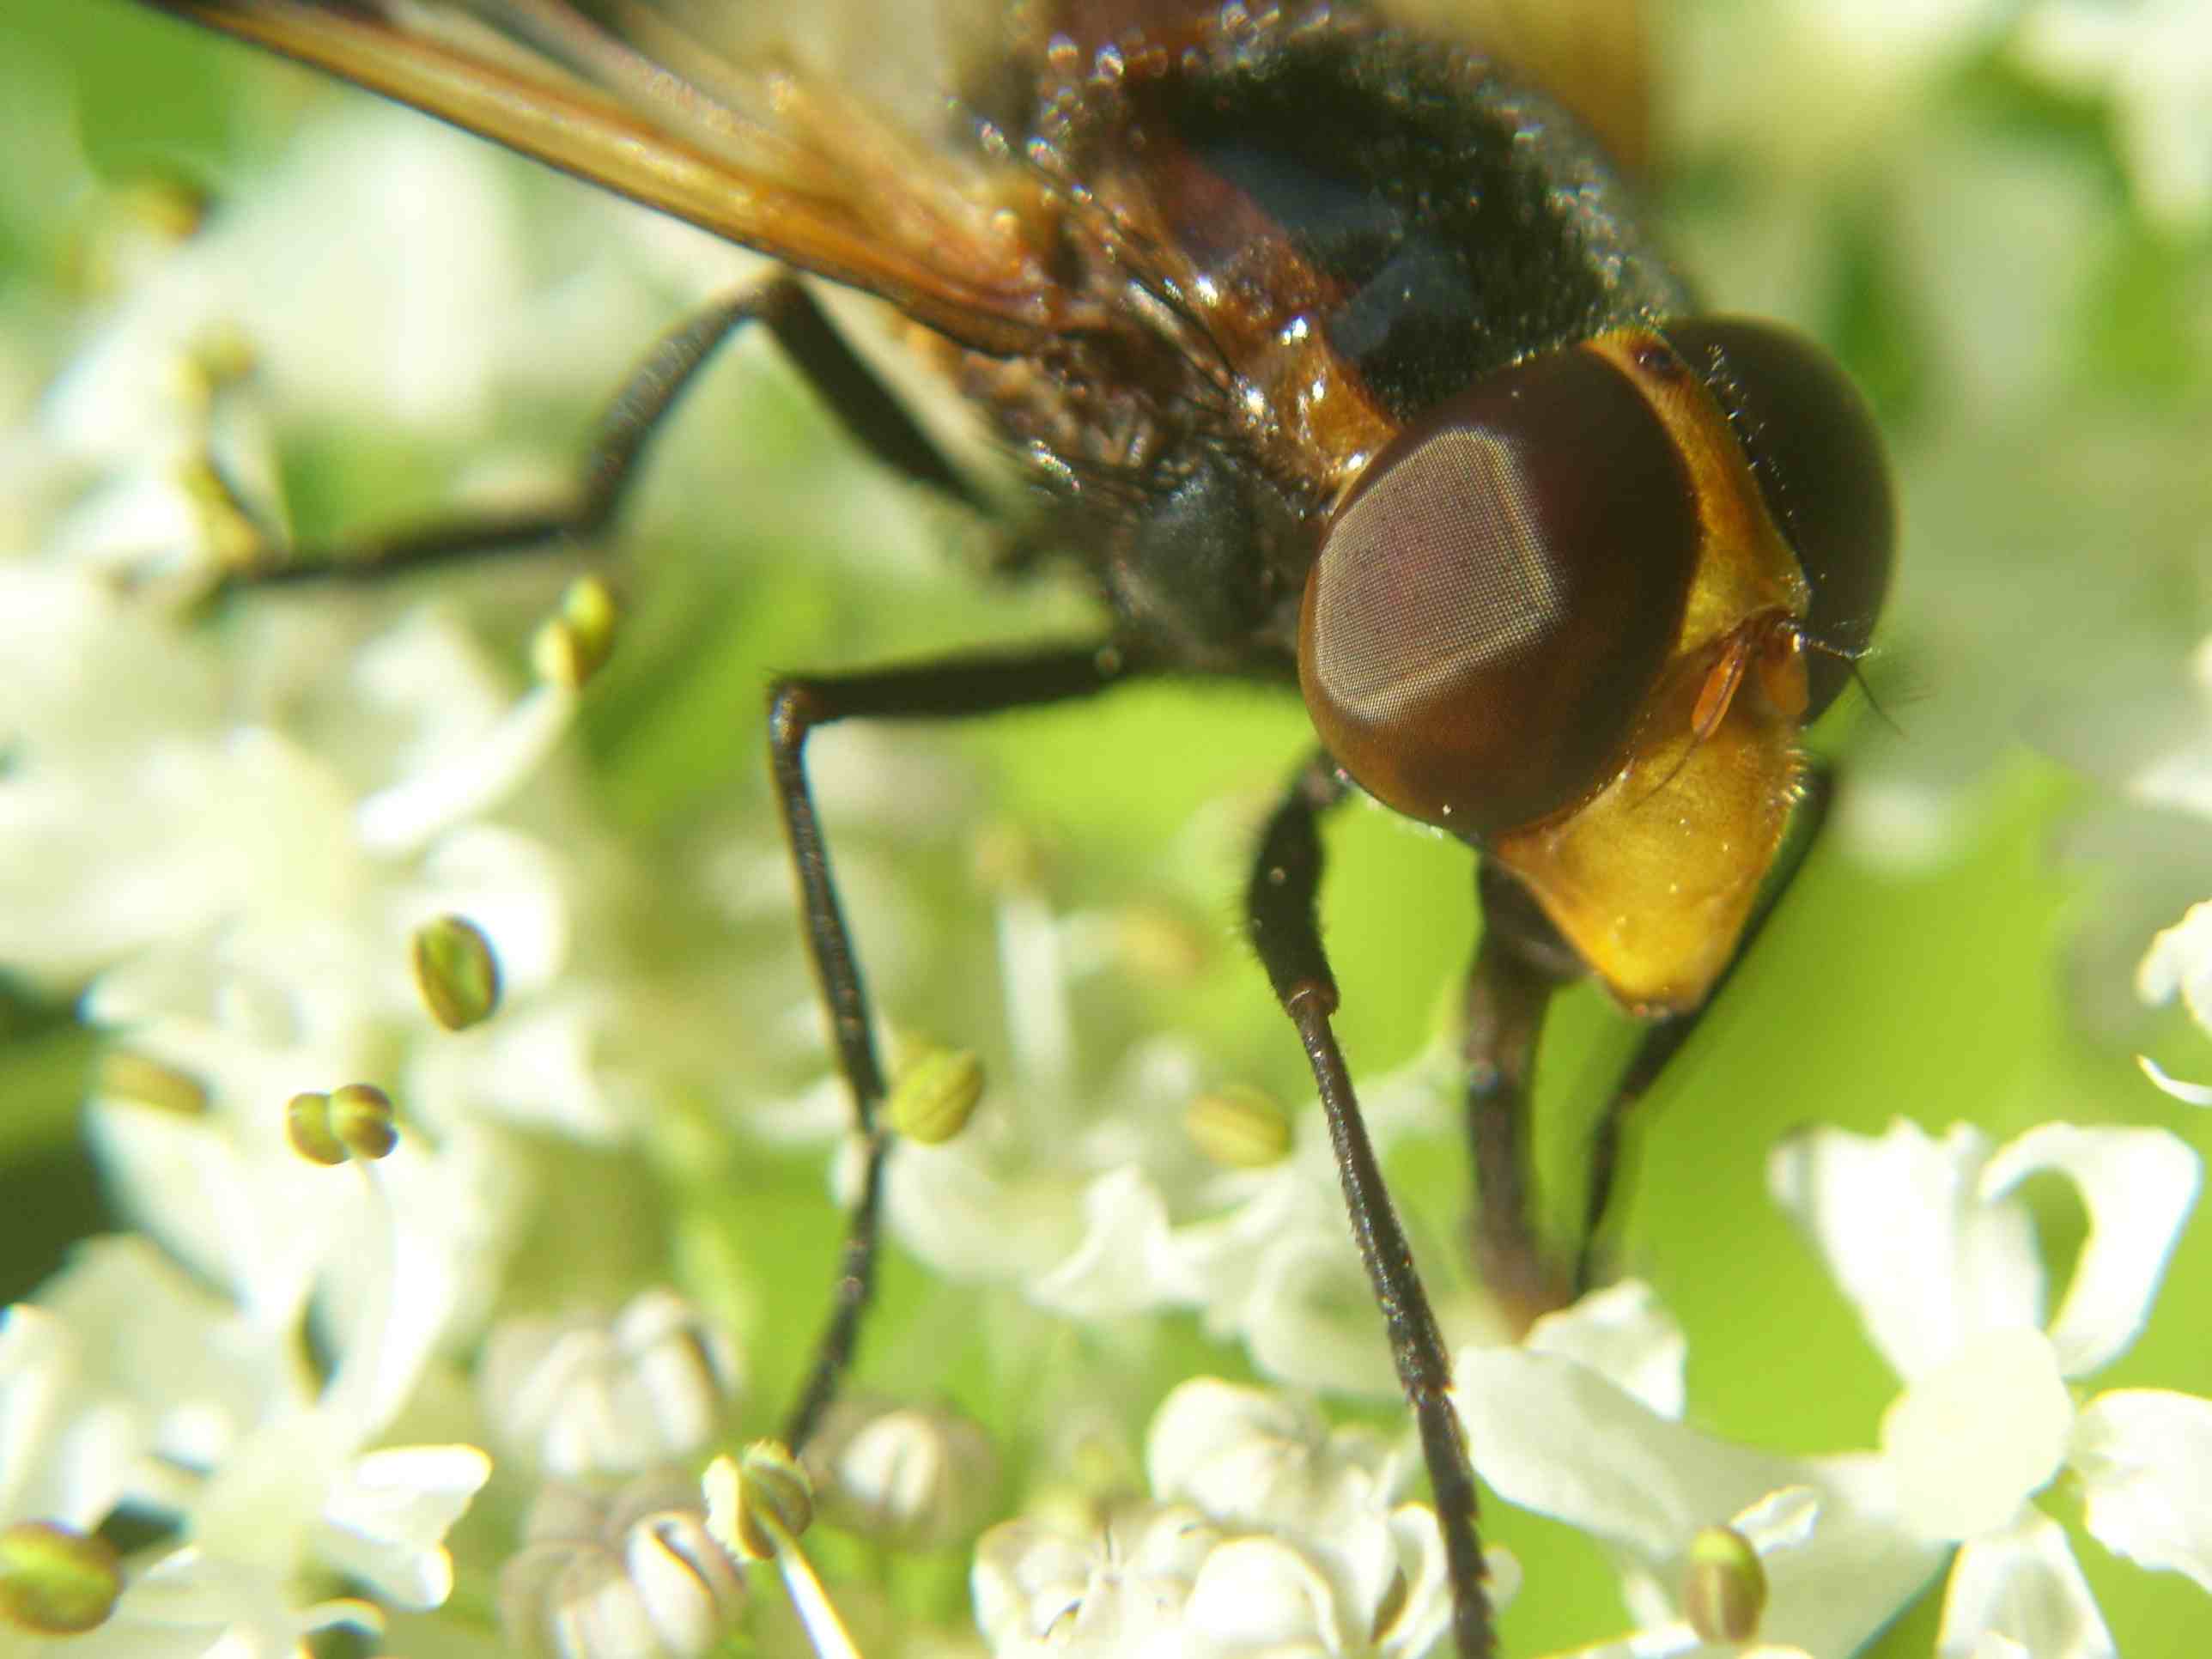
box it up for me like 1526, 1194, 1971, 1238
1666, 319, 1895, 718
1298, 345, 1700, 839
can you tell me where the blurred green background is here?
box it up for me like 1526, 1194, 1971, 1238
4, 3, 2212, 1655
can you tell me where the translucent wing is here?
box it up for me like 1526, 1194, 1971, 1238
137, 0, 1073, 354
138, 0, 1651, 356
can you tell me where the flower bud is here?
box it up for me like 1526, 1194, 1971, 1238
887, 1048, 984, 1145
501, 1472, 744, 1658
1186, 1084, 1291, 1169
810, 1400, 998, 1549
0, 1521, 120, 1635
481, 1290, 742, 1479
412, 913, 502, 1031
1682, 1523, 1765, 1644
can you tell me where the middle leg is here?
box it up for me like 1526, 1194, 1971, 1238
766, 641, 1141, 1452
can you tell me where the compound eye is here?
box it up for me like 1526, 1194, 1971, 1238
1298, 344, 1700, 839
1667, 318, 1894, 718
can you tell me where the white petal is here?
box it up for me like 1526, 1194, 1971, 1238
0, 1305, 137, 1528
1979, 1123, 2200, 1376
1733, 1486, 1821, 1556
1936, 1514, 2115, 1659
1526, 1279, 1687, 1419
2136, 899, 2212, 1030
27, 1234, 294, 1482
1377, 1504, 1498, 1656
317, 1443, 492, 1609
1878, 1327, 2071, 1539
407, 824, 573, 994
972, 1504, 1216, 1650
356, 682, 577, 855
1239, 1229, 1398, 1398
1756, 1456, 1948, 1651
1183, 1536, 1340, 1651
1030, 1166, 1187, 1317
1768, 1121, 2042, 1380
1456, 1347, 1944, 1652
1455, 1346, 1802, 1558
1146, 1378, 1318, 1502
2136, 1054, 2212, 1107
1146, 1377, 1402, 1622
406, 988, 629, 1140
84, 1102, 319, 1327
2072, 1388, 2212, 1591
872, 1133, 1084, 1288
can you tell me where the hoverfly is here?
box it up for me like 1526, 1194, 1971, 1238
110, 3, 1894, 1652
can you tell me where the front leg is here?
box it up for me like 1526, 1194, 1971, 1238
1462, 862, 1585, 1333
1247, 751, 1495, 1659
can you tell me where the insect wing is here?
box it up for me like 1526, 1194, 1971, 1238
136, 0, 1069, 353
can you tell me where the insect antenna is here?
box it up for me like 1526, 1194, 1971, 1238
1807, 634, 1906, 738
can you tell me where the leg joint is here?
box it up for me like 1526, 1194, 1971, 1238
766, 678, 825, 754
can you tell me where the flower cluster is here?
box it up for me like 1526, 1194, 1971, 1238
973, 1377, 1479, 1658
3, 4, 2212, 1658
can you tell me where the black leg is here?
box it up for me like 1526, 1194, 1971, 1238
767, 641, 1139, 1452
230, 274, 978, 588
1247, 752, 1494, 1659
1573, 760, 1837, 1290
1461, 863, 1586, 1333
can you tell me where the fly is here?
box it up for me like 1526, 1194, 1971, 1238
117, 4, 1896, 1654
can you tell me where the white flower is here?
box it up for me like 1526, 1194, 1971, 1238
817, 886, 1472, 1399
2137, 901, 2212, 1104
1769, 1118, 2211, 1654
1539, 1486, 1826, 1659
2016, 1, 2212, 229
480, 1290, 744, 1480
0, 1547, 384, 1659
805, 1398, 1000, 1548
824, 890, 1209, 1306
501, 1470, 747, 1659
0, 1209, 489, 1654
974, 1376, 1484, 1659
1456, 1283, 1947, 1656
1151, 1051, 1483, 1397
972, 1504, 1227, 1658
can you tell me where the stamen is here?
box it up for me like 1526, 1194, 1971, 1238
411, 913, 503, 1032
703, 1443, 862, 1659
0, 1521, 121, 1636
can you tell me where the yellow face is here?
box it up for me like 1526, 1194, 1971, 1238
1487, 332, 1815, 1015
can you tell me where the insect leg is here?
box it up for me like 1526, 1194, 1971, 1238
1248, 752, 1494, 1659
231, 273, 978, 586
1462, 863, 1585, 1332
1572, 760, 1838, 1291
767, 642, 1141, 1451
